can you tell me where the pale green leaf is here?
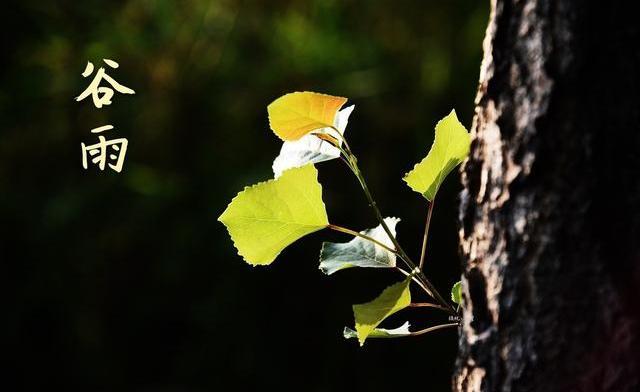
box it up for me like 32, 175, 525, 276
218, 164, 329, 265
403, 110, 470, 201
353, 277, 412, 346
319, 217, 399, 275
343, 321, 411, 340
451, 281, 462, 305
272, 105, 355, 178
267, 91, 348, 141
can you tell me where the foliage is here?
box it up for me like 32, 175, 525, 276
352, 277, 412, 346
4, 1, 488, 388
403, 110, 471, 201
272, 105, 355, 178
218, 164, 328, 265
319, 217, 399, 275
343, 321, 411, 340
220, 91, 470, 345
451, 281, 462, 305
267, 91, 348, 141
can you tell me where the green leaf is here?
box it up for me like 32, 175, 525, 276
451, 281, 462, 305
343, 321, 411, 340
319, 217, 399, 275
218, 164, 329, 265
403, 110, 470, 201
352, 277, 412, 346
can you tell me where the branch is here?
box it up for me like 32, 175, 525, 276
409, 322, 458, 337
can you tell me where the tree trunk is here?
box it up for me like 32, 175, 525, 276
454, 1, 640, 391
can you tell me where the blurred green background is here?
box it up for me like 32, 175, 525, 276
2, 0, 487, 390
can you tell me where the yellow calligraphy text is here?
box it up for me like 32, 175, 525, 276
76, 59, 135, 108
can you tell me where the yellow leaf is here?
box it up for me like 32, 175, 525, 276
267, 91, 348, 141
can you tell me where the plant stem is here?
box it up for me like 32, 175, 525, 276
328, 131, 455, 313
348, 158, 454, 313
409, 322, 459, 337
328, 224, 396, 254
418, 198, 435, 270
395, 267, 433, 297
409, 302, 450, 312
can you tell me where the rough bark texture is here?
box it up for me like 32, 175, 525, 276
454, 1, 640, 391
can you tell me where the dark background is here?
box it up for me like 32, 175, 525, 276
2, 1, 487, 390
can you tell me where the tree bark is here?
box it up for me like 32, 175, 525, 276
454, 1, 640, 391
